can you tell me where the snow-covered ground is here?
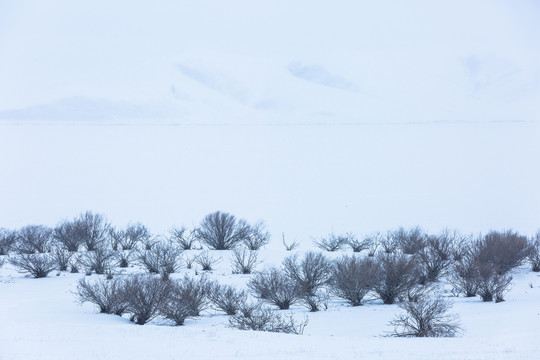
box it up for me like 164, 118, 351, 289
1, 1, 539, 358
1, 247, 540, 360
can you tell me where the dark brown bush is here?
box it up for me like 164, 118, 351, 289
248, 268, 300, 310
416, 234, 454, 283
194, 211, 250, 250
208, 283, 247, 315
282, 252, 332, 297
373, 253, 419, 304
393, 227, 427, 255
15, 225, 53, 254
9, 253, 57, 278
390, 296, 460, 337
474, 230, 529, 274
123, 275, 173, 325
76, 277, 127, 315
230, 248, 258, 274
313, 233, 348, 252
76, 211, 111, 251
329, 255, 378, 306
0, 228, 18, 255
229, 303, 308, 335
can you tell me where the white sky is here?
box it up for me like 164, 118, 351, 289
0, 1, 538, 237
0, 0, 538, 123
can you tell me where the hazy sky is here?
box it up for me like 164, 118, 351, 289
0, 0, 538, 124
0, 1, 538, 237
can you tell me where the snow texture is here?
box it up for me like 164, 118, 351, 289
0, 1, 539, 358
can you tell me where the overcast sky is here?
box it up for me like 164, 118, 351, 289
0, 0, 538, 124
0, 1, 538, 237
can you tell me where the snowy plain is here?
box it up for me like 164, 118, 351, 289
1, 0, 540, 359
1, 248, 540, 360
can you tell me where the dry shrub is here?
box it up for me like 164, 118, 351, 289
208, 283, 247, 315
313, 233, 348, 252
474, 230, 529, 274
15, 225, 53, 254
9, 253, 56, 278
390, 296, 460, 337
229, 303, 308, 335
249, 268, 300, 310
123, 275, 173, 325
194, 211, 250, 250
282, 252, 332, 297
78, 246, 116, 275
329, 255, 378, 306
373, 253, 419, 304
76, 277, 126, 315
230, 248, 258, 274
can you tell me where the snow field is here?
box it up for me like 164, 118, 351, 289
1, 243, 540, 360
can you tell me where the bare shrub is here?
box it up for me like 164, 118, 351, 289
51, 246, 74, 271
137, 244, 167, 272
366, 232, 382, 256
438, 228, 470, 261
282, 252, 332, 297
76, 277, 127, 315
0, 228, 18, 255
122, 223, 151, 250
229, 303, 308, 335
448, 251, 479, 297
393, 227, 427, 255
314, 233, 348, 252
194, 211, 250, 250
76, 211, 110, 251
380, 232, 399, 254
137, 242, 183, 279
208, 283, 247, 315
195, 251, 221, 271
115, 250, 133, 268
169, 227, 198, 250
54, 220, 84, 252
141, 236, 158, 251
175, 275, 211, 316
159, 276, 210, 325
475, 262, 512, 302
183, 254, 197, 269
230, 248, 258, 274
449, 244, 513, 302
416, 235, 454, 284
9, 253, 57, 278
159, 293, 192, 325
108, 227, 125, 251
122, 275, 173, 325
248, 268, 300, 310
390, 296, 460, 337
78, 247, 116, 275
529, 231, 540, 272
346, 233, 372, 253
373, 253, 419, 304
159, 292, 190, 325
474, 230, 530, 274
299, 290, 329, 312
329, 255, 378, 306
282, 233, 300, 251
70, 255, 80, 273
403, 282, 436, 303
242, 221, 271, 250
15, 225, 53, 254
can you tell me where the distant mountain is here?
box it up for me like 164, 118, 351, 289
1, 0, 538, 124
